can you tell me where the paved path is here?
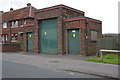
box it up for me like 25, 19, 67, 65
2, 52, 119, 79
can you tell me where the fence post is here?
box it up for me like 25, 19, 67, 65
100, 51, 103, 61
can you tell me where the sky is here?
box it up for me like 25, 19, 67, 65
0, 0, 119, 34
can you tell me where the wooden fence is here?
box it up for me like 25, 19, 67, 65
97, 37, 119, 50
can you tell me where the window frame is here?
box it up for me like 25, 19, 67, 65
11, 20, 18, 28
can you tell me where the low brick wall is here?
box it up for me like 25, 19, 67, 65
1, 43, 21, 52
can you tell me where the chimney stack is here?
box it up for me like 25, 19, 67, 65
10, 8, 13, 11
27, 3, 31, 7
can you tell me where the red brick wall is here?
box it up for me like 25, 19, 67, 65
35, 6, 85, 55
87, 20, 102, 56
64, 19, 86, 56
2, 18, 35, 52
1, 43, 21, 52
64, 18, 102, 56
35, 8, 64, 54
62, 8, 84, 19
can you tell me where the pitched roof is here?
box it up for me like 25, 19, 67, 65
2, 6, 36, 22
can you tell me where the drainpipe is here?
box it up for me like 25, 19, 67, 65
9, 22, 12, 43
85, 19, 89, 56
0, 11, 3, 43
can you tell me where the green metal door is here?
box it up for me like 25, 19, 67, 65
39, 18, 57, 54
68, 29, 80, 54
27, 32, 33, 52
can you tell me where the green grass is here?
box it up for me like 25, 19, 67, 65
84, 54, 120, 65
103, 54, 118, 59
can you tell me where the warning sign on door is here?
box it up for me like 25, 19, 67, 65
44, 32, 47, 35
72, 33, 76, 37
29, 35, 32, 37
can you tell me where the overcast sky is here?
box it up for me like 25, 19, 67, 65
0, 0, 119, 34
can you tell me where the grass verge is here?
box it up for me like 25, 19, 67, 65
83, 54, 120, 65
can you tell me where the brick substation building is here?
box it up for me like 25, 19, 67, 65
0, 3, 102, 56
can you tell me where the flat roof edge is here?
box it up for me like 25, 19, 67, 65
35, 4, 84, 14
64, 17, 102, 23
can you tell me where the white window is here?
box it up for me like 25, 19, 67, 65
12, 21, 18, 27
11, 33, 18, 43
22, 19, 26, 25
15, 21, 18, 26
5, 35, 8, 41
91, 30, 98, 41
2, 35, 4, 41
2, 22, 7, 28
11, 33, 18, 40
2, 35, 8, 41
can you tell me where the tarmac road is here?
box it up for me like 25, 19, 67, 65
2, 61, 104, 78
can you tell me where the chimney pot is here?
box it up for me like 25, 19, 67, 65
0, 11, 3, 13
27, 3, 31, 7
10, 8, 13, 11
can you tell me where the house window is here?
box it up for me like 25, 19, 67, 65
2, 35, 8, 42
22, 19, 26, 25
2, 22, 7, 28
91, 30, 98, 41
11, 33, 18, 42
11, 21, 18, 27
